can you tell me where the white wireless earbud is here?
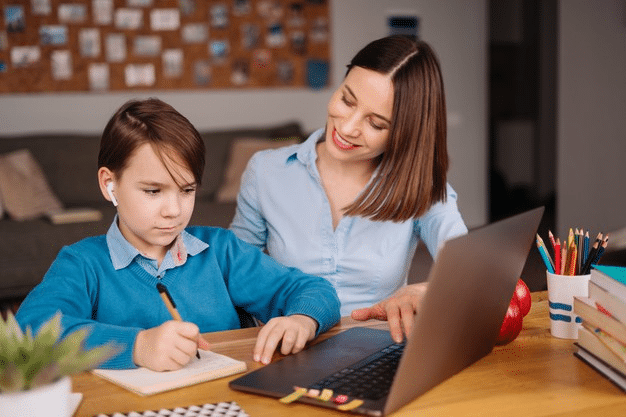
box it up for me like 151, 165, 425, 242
106, 182, 118, 207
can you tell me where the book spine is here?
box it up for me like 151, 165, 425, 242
573, 297, 626, 345
589, 281, 626, 325
574, 347, 626, 392
591, 269, 626, 303
578, 325, 626, 372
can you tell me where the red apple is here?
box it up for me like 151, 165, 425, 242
514, 278, 532, 317
496, 294, 523, 345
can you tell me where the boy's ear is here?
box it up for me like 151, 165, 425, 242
98, 167, 117, 206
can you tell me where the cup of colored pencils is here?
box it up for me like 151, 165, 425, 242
538, 229, 608, 339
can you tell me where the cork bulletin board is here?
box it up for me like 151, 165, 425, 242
0, 0, 330, 94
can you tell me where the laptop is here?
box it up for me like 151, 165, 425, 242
229, 207, 544, 416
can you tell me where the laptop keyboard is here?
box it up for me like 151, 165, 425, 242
308, 341, 406, 401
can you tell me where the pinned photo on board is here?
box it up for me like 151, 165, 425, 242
32, 0, 52, 16
310, 17, 328, 43
106, 33, 126, 62
58, 3, 87, 23
5, 5, 25, 33
231, 59, 249, 86
241, 23, 260, 49
93, 0, 113, 25
194, 60, 211, 85
163, 49, 183, 78
11, 46, 41, 68
210, 4, 229, 29
51, 50, 72, 80
233, 0, 252, 16
210, 40, 229, 64
89, 63, 110, 91
276, 60, 294, 85
79, 28, 101, 58
179, 0, 196, 17
134, 35, 161, 57
290, 31, 306, 55
266, 22, 286, 48
182, 23, 208, 43
115, 8, 143, 30
39, 25, 68, 46
125, 63, 155, 87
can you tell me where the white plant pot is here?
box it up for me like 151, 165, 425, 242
0, 375, 72, 417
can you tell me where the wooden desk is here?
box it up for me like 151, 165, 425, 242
72, 292, 626, 416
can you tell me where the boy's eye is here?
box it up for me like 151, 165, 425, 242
182, 187, 196, 194
144, 189, 160, 195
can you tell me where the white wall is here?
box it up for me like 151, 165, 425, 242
558, 0, 626, 235
0, 0, 488, 227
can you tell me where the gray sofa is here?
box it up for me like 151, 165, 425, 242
0, 122, 305, 303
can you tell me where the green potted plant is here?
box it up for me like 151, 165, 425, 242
0, 311, 117, 416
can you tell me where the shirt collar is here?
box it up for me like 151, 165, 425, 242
106, 215, 208, 270
290, 127, 325, 167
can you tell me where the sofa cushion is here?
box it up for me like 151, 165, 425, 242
216, 137, 299, 202
0, 134, 103, 206
0, 149, 63, 220
198, 121, 304, 200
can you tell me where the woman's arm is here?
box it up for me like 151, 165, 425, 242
230, 154, 268, 249
352, 184, 468, 342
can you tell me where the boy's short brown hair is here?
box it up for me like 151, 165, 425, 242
98, 98, 205, 186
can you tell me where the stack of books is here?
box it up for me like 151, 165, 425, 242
573, 265, 626, 391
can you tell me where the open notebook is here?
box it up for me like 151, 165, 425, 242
93, 350, 246, 396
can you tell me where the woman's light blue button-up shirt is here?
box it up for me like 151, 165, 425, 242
230, 128, 468, 316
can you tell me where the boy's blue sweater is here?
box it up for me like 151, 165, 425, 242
16, 226, 340, 369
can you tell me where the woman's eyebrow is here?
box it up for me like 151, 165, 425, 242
345, 85, 392, 124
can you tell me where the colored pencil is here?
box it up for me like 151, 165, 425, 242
566, 241, 577, 276
536, 234, 555, 273
588, 234, 610, 273
548, 230, 557, 250
577, 229, 584, 275
581, 232, 602, 275
582, 231, 590, 268
567, 228, 574, 250
554, 238, 561, 276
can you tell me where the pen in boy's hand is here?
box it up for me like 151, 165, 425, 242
156, 282, 201, 359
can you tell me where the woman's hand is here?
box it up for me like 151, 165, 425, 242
350, 282, 428, 343
253, 314, 318, 364
133, 321, 211, 371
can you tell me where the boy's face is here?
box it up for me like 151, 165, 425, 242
113, 143, 196, 263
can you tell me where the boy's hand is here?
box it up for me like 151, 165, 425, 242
351, 282, 428, 343
253, 314, 318, 365
133, 321, 211, 371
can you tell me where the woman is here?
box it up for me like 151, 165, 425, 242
230, 36, 467, 343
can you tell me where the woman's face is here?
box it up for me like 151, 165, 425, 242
324, 66, 394, 165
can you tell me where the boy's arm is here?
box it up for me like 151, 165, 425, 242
15, 246, 141, 369
253, 314, 318, 364
217, 229, 340, 335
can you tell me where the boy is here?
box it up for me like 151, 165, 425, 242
16, 98, 340, 370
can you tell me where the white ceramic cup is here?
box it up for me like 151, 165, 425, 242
546, 271, 590, 339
